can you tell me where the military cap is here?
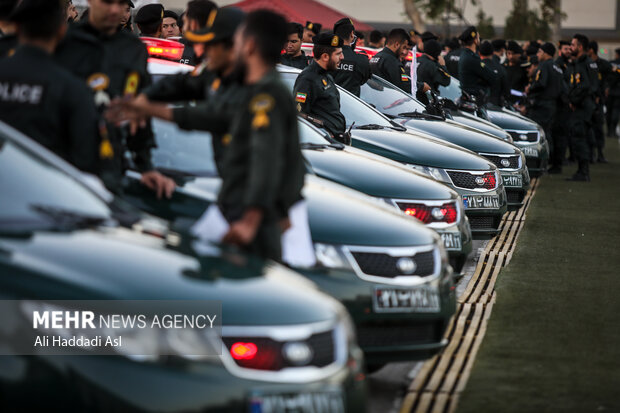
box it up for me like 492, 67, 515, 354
313, 31, 344, 48
558, 40, 570, 47
124, 0, 135, 7
163, 10, 179, 21
479, 40, 494, 56
333, 17, 354, 34
9, 0, 63, 22
491, 39, 506, 51
409, 29, 420, 38
305, 21, 322, 35
423, 39, 441, 59
0, 0, 19, 19
525, 43, 539, 56
521, 55, 538, 67
458, 26, 477, 41
540, 42, 556, 57
134, 3, 164, 25
184, 7, 244, 44
421, 31, 438, 42
507, 40, 523, 54
445, 37, 460, 50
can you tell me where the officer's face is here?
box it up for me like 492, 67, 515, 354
204, 42, 233, 73
327, 48, 343, 71
162, 18, 180, 38
571, 38, 581, 56
560, 45, 571, 58
527, 64, 537, 77
88, 0, 125, 33
285, 33, 302, 56
119, 4, 130, 25
302, 29, 314, 43
536, 48, 544, 61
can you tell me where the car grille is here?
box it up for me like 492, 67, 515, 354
350, 250, 435, 278
222, 330, 335, 371
507, 130, 538, 142
356, 321, 441, 348
447, 171, 497, 190
468, 216, 498, 230
506, 190, 525, 204
482, 154, 520, 169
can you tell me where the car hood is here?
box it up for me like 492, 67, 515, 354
486, 107, 539, 131
350, 128, 495, 171
397, 117, 519, 155
449, 112, 512, 141
0, 228, 340, 326
183, 175, 440, 247
303, 146, 457, 200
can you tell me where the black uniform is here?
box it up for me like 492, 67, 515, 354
0, 33, 17, 58
370, 47, 411, 93
0, 45, 99, 173
504, 62, 528, 94
294, 60, 346, 139
333, 45, 371, 97
144, 62, 215, 102
280, 51, 310, 70
55, 20, 156, 190
550, 54, 571, 171
458, 48, 497, 101
566, 54, 595, 179
218, 71, 305, 260
445, 47, 463, 78
179, 38, 196, 65
526, 58, 563, 153
416, 54, 450, 104
588, 57, 608, 160
484, 55, 510, 106
607, 58, 620, 137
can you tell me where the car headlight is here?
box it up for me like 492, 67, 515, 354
537, 126, 546, 141
314, 243, 354, 271
406, 164, 451, 183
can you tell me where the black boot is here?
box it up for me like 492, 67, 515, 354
566, 161, 591, 182
597, 148, 608, 163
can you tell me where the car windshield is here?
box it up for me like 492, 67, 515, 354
360, 76, 426, 117
0, 134, 112, 227
298, 120, 333, 145
151, 118, 218, 177
279, 71, 394, 129
438, 77, 463, 102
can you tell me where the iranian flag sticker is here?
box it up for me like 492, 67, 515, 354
295, 92, 307, 103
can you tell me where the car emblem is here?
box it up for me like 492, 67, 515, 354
518, 134, 528, 141
500, 159, 510, 168
396, 257, 417, 274
431, 207, 445, 220
475, 176, 486, 186
282, 342, 313, 366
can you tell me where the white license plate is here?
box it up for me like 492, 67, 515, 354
521, 147, 539, 157
373, 286, 440, 313
250, 389, 345, 413
502, 175, 523, 188
462, 195, 500, 209
440, 232, 462, 250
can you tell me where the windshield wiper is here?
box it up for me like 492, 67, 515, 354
355, 124, 386, 130
301, 142, 345, 150
397, 111, 444, 121
30, 205, 111, 229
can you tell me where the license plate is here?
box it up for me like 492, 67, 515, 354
373, 286, 440, 313
462, 195, 500, 209
502, 175, 523, 188
521, 146, 539, 157
250, 388, 345, 413
440, 232, 462, 251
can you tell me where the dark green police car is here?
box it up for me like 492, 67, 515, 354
0, 121, 367, 412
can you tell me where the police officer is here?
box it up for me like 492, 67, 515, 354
370, 28, 429, 94
444, 37, 462, 78
134, 3, 163, 38
0, 0, 18, 58
178, 0, 217, 66
491, 39, 506, 64
294, 32, 348, 143
332, 17, 370, 97
56, 0, 174, 198
280, 22, 310, 70
480, 40, 509, 106
118, 0, 134, 32
524, 43, 563, 156
458, 26, 497, 102
302, 21, 321, 43
607, 48, 620, 138
566, 33, 595, 181
0, 0, 99, 173
368, 29, 385, 49
504, 40, 528, 95
416, 39, 450, 104
162, 10, 180, 38
586, 40, 610, 162
549, 40, 572, 172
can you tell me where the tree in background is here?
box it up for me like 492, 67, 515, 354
504, 0, 563, 41
476, 8, 495, 39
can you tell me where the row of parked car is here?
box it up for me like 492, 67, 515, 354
0, 39, 547, 411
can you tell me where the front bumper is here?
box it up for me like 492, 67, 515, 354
500, 168, 531, 210
451, 186, 508, 238
512, 140, 549, 177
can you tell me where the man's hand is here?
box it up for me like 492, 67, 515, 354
569, 103, 576, 111
141, 170, 175, 199
279, 217, 291, 233
524, 85, 530, 94
422, 82, 431, 93
105, 94, 173, 135
437, 55, 446, 66
223, 208, 263, 246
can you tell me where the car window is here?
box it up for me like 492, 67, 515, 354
298, 120, 332, 145
0, 136, 112, 223
151, 118, 218, 176
279, 71, 394, 128
438, 77, 462, 102
360, 76, 426, 117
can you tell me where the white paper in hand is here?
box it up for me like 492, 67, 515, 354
190, 204, 230, 243
282, 200, 316, 267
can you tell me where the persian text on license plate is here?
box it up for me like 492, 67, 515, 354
373, 286, 440, 313
462, 195, 500, 209
502, 175, 523, 188
521, 147, 539, 157
250, 389, 345, 413
440, 232, 462, 250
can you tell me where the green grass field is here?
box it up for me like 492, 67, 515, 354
457, 139, 620, 413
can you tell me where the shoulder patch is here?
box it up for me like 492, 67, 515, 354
211, 78, 221, 92
250, 93, 275, 113
295, 92, 307, 103
535, 70, 541, 81
124, 71, 140, 97
87, 73, 110, 92
481, 62, 485, 68
322, 78, 327, 86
